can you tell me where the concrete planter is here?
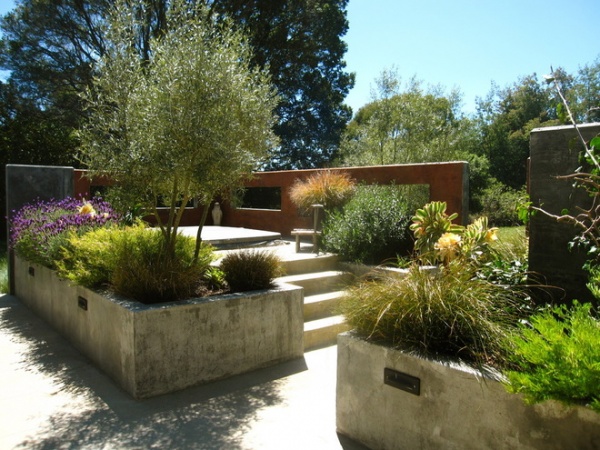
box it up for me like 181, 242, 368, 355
337, 332, 600, 450
14, 256, 304, 399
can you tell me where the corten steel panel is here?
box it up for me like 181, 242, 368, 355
222, 162, 469, 236
72, 162, 469, 236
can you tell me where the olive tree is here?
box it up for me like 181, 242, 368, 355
78, 0, 278, 260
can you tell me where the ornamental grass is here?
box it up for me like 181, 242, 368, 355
289, 170, 355, 213
340, 261, 525, 368
220, 249, 283, 292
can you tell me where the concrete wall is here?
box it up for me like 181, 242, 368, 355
336, 332, 600, 450
5, 164, 74, 220
6, 165, 75, 294
529, 123, 600, 303
14, 256, 304, 399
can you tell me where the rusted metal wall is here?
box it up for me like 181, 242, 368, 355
74, 161, 469, 236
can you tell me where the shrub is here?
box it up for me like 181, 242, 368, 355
220, 249, 283, 292
59, 224, 214, 303
410, 200, 463, 258
340, 262, 524, 367
10, 196, 120, 268
411, 201, 500, 267
323, 185, 426, 265
503, 301, 600, 412
203, 266, 227, 291
474, 182, 527, 227
289, 170, 355, 213
109, 227, 214, 303
56, 225, 124, 288
478, 227, 530, 286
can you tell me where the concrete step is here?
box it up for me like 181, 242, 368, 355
280, 253, 340, 276
304, 315, 351, 351
277, 270, 351, 296
304, 291, 345, 322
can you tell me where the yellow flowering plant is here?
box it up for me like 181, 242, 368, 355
78, 201, 97, 217
410, 201, 462, 261
411, 202, 498, 266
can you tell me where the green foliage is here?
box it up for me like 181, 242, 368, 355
209, 0, 354, 169
477, 227, 530, 286
110, 227, 214, 304
57, 225, 215, 303
56, 226, 122, 288
410, 201, 463, 260
10, 197, 120, 269
289, 170, 356, 212
410, 201, 505, 268
322, 185, 427, 264
203, 266, 227, 292
475, 75, 559, 189
340, 262, 523, 367
473, 181, 528, 227
0, 242, 8, 293
0, 0, 353, 182
587, 265, 600, 301
78, 0, 279, 261
340, 71, 475, 167
219, 250, 283, 292
504, 302, 600, 412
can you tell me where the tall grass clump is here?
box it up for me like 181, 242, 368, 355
323, 184, 427, 265
289, 170, 355, 213
220, 249, 283, 292
58, 224, 214, 303
341, 262, 523, 367
339, 200, 533, 368
110, 227, 214, 303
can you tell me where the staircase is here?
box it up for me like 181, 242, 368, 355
277, 252, 352, 351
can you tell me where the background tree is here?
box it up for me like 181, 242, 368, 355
475, 75, 557, 190
0, 0, 354, 174
555, 58, 600, 123
207, 0, 354, 169
339, 70, 477, 166
78, 0, 278, 259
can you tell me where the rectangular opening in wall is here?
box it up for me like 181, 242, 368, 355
239, 187, 281, 210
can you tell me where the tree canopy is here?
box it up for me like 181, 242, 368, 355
339, 70, 477, 167
0, 0, 354, 171
78, 0, 278, 258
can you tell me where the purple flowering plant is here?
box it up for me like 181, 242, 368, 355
10, 196, 121, 268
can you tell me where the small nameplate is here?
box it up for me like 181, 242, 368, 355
384, 368, 420, 395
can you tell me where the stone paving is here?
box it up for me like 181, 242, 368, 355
0, 236, 370, 450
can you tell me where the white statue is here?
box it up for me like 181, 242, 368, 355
211, 202, 223, 226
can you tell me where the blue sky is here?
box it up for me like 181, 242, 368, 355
1, 0, 598, 114
344, 0, 600, 114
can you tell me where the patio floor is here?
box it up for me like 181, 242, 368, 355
0, 228, 368, 450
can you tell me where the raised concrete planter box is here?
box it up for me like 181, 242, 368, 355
337, 332, 600, 450
14, 256, 304, 399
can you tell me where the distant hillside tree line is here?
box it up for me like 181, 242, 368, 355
338, 63, 600, 224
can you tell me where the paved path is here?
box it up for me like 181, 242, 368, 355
0, 294, 367, 450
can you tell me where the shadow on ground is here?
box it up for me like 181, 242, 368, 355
2, 294, 364, 449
